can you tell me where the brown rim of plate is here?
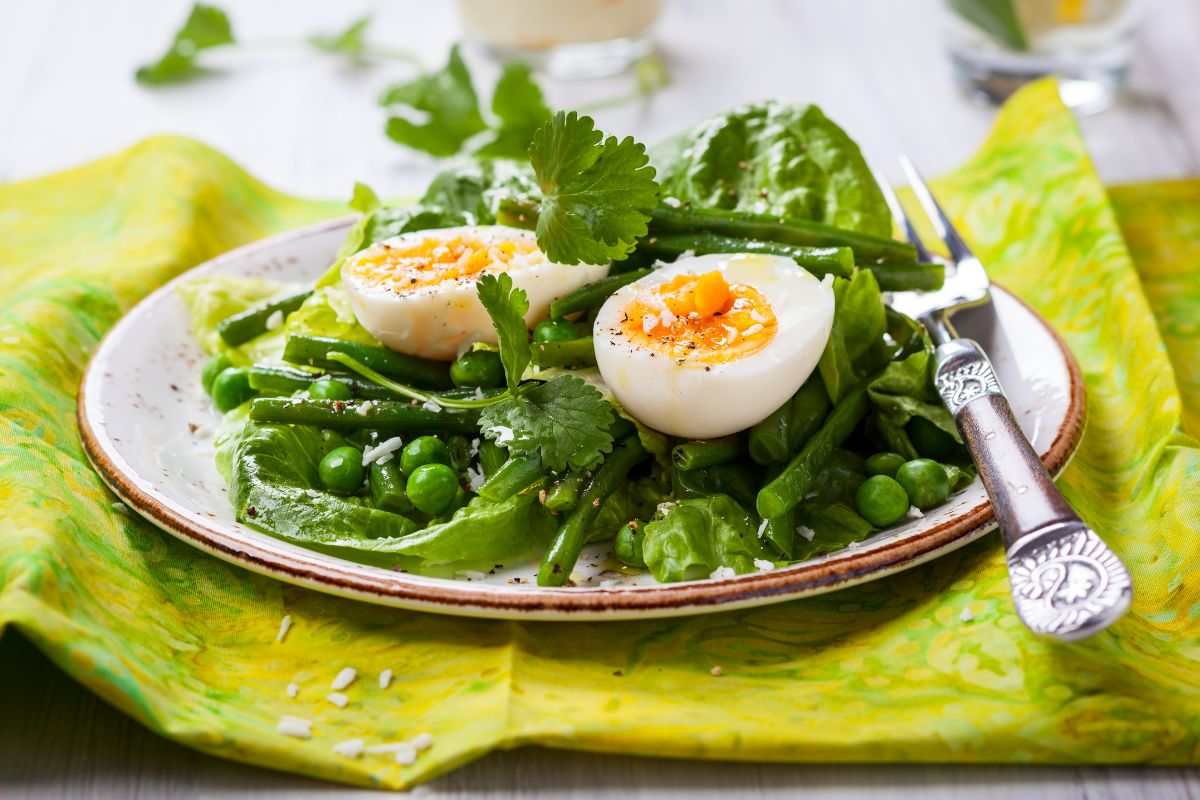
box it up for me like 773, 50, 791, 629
75, 223, 1086, 617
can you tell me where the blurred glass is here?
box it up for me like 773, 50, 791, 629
456, 0, 662, 78
943, 0, 1144, 113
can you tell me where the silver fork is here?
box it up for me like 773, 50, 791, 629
880, 156, 1132, 642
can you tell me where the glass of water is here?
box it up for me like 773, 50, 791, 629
943, 0, 1144, 113
456, 0, 662, 79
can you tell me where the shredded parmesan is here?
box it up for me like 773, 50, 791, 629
411, 733, 434, 751
363, 436, 404, 467
331, 667, 357, 690
421, 400, 442, 413
959, 606, 974, 623
286, 682, 299, 698
906, 505, 925, 520
355, 400, 376, 416
796, 525, 816, 542
379, 669, 393, 689
276, 716, 312, 739
326, 691, 349, 708
756, 518, 769, 537
333, 738, 365, 758
275, 614, 292, 643
753, 559, 775, 571
264, 309, 284, 331
709, 566, 736, 580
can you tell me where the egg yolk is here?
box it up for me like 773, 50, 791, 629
616, 271, 777, 365
346, 234, 545, 293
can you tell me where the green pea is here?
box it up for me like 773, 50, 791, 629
309, 378, 352, 400
319, 446, 365, 495
865, 452, 906, 477
855, 475, 909, 528
895, 458, 951, 510
406, 463, 459, 515
201, 353, 233, 395
211, 367, 255, 412
614, 523, 646, 568
907, 417, 959, 460
401, 435, 451, 475
449, 350, 505, 388
533, 318, 581, 343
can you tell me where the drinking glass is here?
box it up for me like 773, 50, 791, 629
943, 0, 1144, 113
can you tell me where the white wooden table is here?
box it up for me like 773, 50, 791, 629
2, 1, 1197, 797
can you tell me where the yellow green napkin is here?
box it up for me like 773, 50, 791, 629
1, 80, 1197, 789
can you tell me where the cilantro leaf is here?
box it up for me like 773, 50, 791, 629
135, 3, 234, 85
474, 63, 552, 160
308, 15, 371, 62
380, 44, 487, 157
349, 181, 381, 213
529, 111, 658, 264
475, 273, 531, 390
479, 376, 615, 472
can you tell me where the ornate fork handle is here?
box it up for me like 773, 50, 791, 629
933, 339, 1133, 641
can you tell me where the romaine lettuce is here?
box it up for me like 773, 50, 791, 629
641, 495, 770, 582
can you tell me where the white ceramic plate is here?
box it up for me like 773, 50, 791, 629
78, 217, 1085, 620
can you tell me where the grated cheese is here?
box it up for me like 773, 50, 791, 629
331, 667, 357, 690
355, 400, 376, 416
286, 682, 299, 698
421, 400, 442, 413
796, 525, 816, 542
333, 738, 365, 758
753, 559, 775, 571
363, 436, 404, 467
709, 566, 736, 580
756, 518, 769, 537
264, 310, 284, 331
326, 691, 349, 708
276, 716, 312, 739
959, 606, 974, 623
906, 505, 925, 520
379, 669, 393, 689
275, 614, 292, 643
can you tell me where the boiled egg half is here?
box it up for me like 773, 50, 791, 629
593, 253, 834, 439
343, 225, 608, 360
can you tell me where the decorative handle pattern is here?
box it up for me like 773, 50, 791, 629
932, 339, 1133, 641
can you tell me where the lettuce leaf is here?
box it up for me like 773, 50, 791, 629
793, 502, 876, 561
642, 495, 770, 582
177, 275, 298, 364
656, 101, 892, 237
818, 268, 886, 403
867, 345, 963, 460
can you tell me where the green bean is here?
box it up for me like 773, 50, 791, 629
544, 472, 587, 512
284, 335, 451, 389
640, 234, 854, 279
671, 436, 741, 471
532, 337, 597, 368
756, 387, 869, 519
538, 437, 647, 586
748, 378, 830, 465
762, 507, 795, 560
249, 397, 479, 434
647, 205, 918, 263
369, 460, 413, 514
217, 290, 313, 347
549, 269, 652, 319
478, 440, 507, 479
477, 455, 544, 503
248, 364, 396, 400
867, 261, 945, 292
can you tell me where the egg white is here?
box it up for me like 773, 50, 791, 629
343, 225, 608, 361
592, 253, 835, 439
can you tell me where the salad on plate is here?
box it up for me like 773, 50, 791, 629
180, 100, 974, 587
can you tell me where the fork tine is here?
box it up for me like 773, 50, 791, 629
873, 167, 933, 263
898, 155, 973, 263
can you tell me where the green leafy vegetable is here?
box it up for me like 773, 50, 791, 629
641, 495, 771, 582
655, 101, 892, 237
380, 44, 487, 157
349, 181, 381, 213
308, 15, 371, 61
793, 502, 876, 561
479, 376, 615, 472
384, 490, 557, 565
474, 63, 552, 159
867, 345, 962, 460
135, 3, 235, 85
818, 269, 886, 404
529, 111, 659, 264
227, 421, 420, 565
475, 273, 531, 390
